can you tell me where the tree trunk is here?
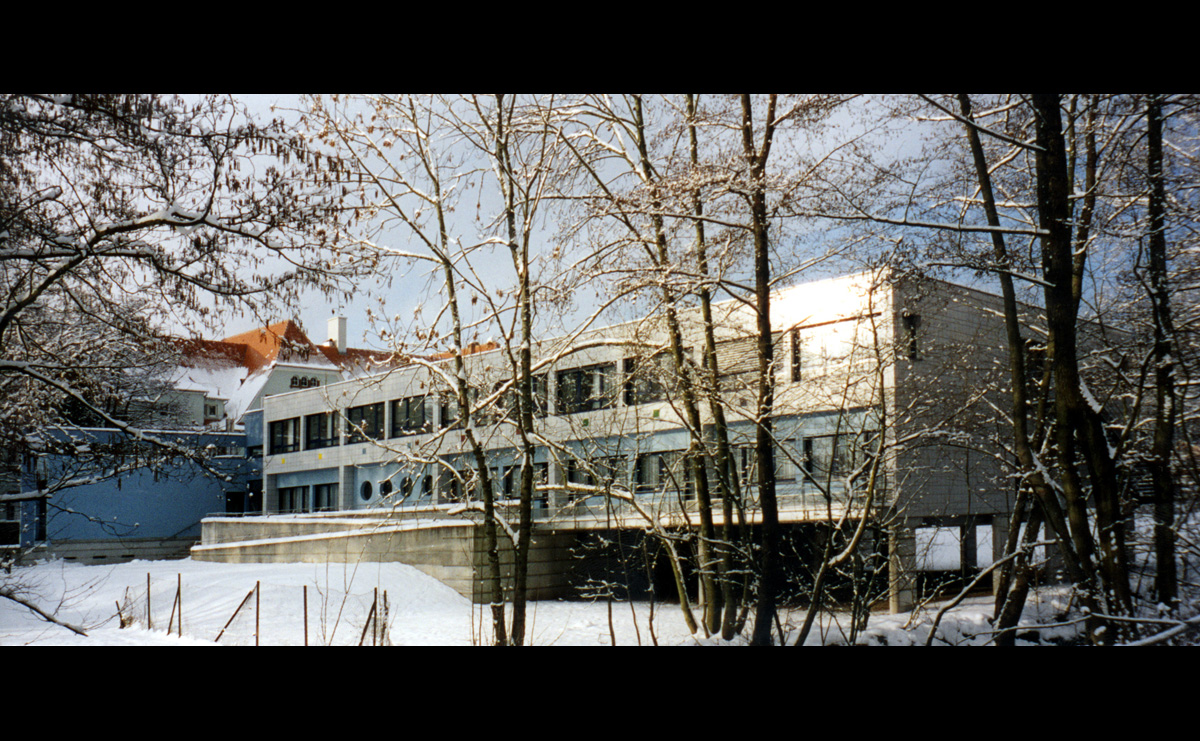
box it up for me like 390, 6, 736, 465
686, 94, 747, 640
743, 94, 781, 646
955, 94, 1090, 637
1145, 94, 1179, 610
1032, 94, 1130, 638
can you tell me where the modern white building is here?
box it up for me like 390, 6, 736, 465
210, 271, 1025, 608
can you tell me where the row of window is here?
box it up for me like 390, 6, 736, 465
266, 331, 903, 456
561, 434, 871, 497
274, 463, 556, 514
277, 483, 339, 514
269, 394, 451, 455
271, 432, 868, 513
267, 359, 685, 455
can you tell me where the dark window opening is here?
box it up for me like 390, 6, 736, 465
305, 412, 339, 450
34, 499, 45, 541
438, 469, 466, 502
269, 418, 300, 455
557, 363, 617, 415
635, 451, 690, 495
390, 396, 428, 437
440, 393, 460, 430
802, 432, 875, 484
903, 313, 922, 361
247, 479, 263, 513
480, 382, 515, 426
532, 462, 550, 509
225, 491, 248, 514
791, 328, 802, 382
623, 356, 670, 405
313, 483, 338, 511
533, 373, 549, 417
493, 465, 516, 499
345, 403, 385, 443
278, 485, 307, 513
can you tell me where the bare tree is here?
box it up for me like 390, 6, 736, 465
816, 93, 1200, 643
0, 93, 350, 626
299, 94, 587, 645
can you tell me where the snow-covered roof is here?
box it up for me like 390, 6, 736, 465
225, 368, 271, 420
171, 361, 247, 401
170, 319, 397, 424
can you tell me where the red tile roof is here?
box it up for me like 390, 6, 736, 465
211, 320, 395, 373
175, 320, 437, 377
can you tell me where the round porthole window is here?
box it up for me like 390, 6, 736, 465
379, 480, 393, 497
360, 481, 373, 501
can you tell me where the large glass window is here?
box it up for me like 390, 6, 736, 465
304, 412, 339, 450
440, 469, 465, 502
902, 313, 921, 360
439, 392, 462, 429
269, 418, 300, 455
344, 403, 384, 443
533, 373, 549, 417
776, 440, 798, 481
489, 375, 548, 420
597, 455, 628, 490
635, 451, 689, 494
803, 433, 873, 482
492, 465, 517, 499
790, 328, 802, 382
312, 483, 338, 511
278, 485, 307, 513
623, 356, 669, 405
0, 503, 19, 546
390, 396, 428, 437
733, 445, 758, 488
556, 363, 617, 415
479, 382, 514, 426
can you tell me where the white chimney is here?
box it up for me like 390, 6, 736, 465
328, 316, 347, 354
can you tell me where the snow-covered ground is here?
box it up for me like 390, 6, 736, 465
0, 558, 1080, 646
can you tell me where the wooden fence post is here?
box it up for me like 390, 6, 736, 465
215, 585, 257, 643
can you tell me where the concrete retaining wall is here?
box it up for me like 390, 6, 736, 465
44, 536, 198, 564
193, 514, 577, 602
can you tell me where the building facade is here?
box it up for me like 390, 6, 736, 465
250, 272, 1023, 606
4, 317, 385, 562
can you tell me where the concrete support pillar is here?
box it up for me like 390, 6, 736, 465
888, 521, 917, 614
548, 458, 566, 513
991, 513, 1010, 595
1039, 520, 1065, 583
960, 517, 978, 572
340, 465, 355, 511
